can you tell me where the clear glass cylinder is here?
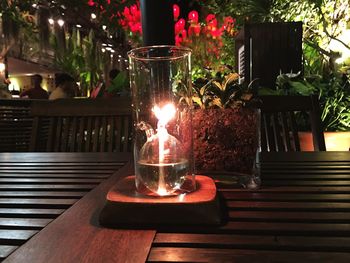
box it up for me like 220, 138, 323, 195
128, 46, 195, 197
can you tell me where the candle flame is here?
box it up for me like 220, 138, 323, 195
152, 103, 176, 126
152, 103, 176, 196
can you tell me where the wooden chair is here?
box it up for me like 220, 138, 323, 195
259, 95, 326, 151
0, 99, 34, 152
29, 98, 133, 152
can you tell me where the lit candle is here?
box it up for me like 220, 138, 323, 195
152, 103, 176, 195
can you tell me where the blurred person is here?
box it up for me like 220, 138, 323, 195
49, 73, 77, 100
0, 87, 11, 99
20, 74, 48, 99
90, 80, 105, 98
104, 68, 129, 98
0, 78, 11, 99
90, 69, 119, 99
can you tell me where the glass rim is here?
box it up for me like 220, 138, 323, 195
127, 45, 192, 61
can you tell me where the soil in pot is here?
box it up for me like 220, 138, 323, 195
192, 107, 259, 173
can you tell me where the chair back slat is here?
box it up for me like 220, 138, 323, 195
272, 113, 284, 151
69, 117, 78, 151
0, 99, 34, 152
55, 117, 62, 151
99, 116, 107, 152
107, 116, 115, 152
122, 115, 132, 152
114, 116, 123, 152
91, 117, 99, 152
262, 113, 274, 151
77, 117, 85, 151
85, 117, 93, 151
61, 117, 71, 152
289, 111, 301, 151
310, 95, 326, 151
280, 112, 291, 151
30, 98, 133, 152
259, 95, 326, 152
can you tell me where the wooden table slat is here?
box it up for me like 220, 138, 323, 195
221, 186, 350, 193
227, 201, 350, 211
0, 169, 117, 174
262, 180, 350, 186
0, 198, 78, 206
0, 184, 98, 190
0, 246, 18, 260
228, 211, 350, 222
0, 218, 53, 228
223, 192, 350, 201
0, 178, 104, 183
0, 208, 65, 218
148, 247, 350, 262
154, 233, 350, 251
0, 174, 109, 179
0, 230, 38, 241
0, 191, 87, 198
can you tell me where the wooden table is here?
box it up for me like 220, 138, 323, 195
2, 152, 350, 262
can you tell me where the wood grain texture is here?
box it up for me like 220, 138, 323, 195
0, 246, 18, 260
4, 154, 155, 263
147, 152, 350, 262
154, 233, 350, 251
4, 152, 350, 263
0, 153, 130, 261
148, 247, 350, 262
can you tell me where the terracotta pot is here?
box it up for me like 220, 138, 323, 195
192, 107, 260, 173
299, 131, 350, 151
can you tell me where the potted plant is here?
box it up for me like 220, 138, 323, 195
191, 71, 260, 177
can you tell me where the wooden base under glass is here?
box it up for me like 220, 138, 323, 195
99, 175, 222, 226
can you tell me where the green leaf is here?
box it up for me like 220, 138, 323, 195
212, 81, 223, 91
107, 72, 128, 93
192, 96, 204, 108
210, 97, 223, 108
223, 72, 239, 88
289, 81, 314, 96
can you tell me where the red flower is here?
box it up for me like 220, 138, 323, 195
188, 23, 201, 36
206, 14, 217, 28
118, 2, 142, 36
175, 35, 183, 46
224, 16, 234, 26
119, 19, 126, 27
181, 29, 187, 39
130, 22, 142, 34
222, 16, 235, 33
173, 4, 180, 21
123, 7, 131, 18
188, 10, 199, 24
130, 5, 138, 16
175, 18, 185, 34
87, 0, 95, 6
210, 28, 222, 39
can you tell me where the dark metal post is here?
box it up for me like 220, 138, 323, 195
140, 0, 175, 46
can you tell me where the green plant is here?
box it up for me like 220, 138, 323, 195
205, 0, 350, 79
106, 71, 128, 94
52, 29, 107, 95
192, 70, 258, 109
272, 72, 350, 131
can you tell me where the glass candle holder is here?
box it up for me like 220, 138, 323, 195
128, 46, 195, 197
